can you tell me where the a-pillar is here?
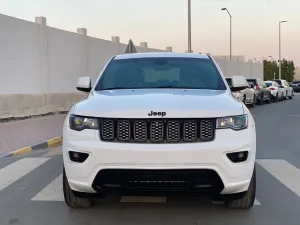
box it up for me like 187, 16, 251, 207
35, 16, 49, 92
77, 28, 89, 77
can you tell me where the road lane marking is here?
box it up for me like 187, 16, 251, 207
254, 198, 261, 205
0, 158, 49, 192
32, 174, 63, 201
257, 159, 300, 197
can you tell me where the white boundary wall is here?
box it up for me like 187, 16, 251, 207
0, 14, 263, 118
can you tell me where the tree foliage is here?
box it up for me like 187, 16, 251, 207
263, 58, 295, 82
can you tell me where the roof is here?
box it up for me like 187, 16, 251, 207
114, 52, 210, 60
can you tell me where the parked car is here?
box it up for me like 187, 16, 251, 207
290, 81, 300, 93
264, 80, 284, 102
272, 79, 293, 99
246, 78, 271, 104
291, 83, 300, 93
63, 53, 257, 210
226, 77, 256, 107
291, 80, 300, 85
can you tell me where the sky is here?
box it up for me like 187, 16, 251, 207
0, 0, 299, 65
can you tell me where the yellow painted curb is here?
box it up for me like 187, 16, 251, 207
47, 137, 62, 147
1, 136, 63, 158
12, 146, 32, 156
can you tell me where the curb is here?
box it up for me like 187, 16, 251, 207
0, 137, 62, 158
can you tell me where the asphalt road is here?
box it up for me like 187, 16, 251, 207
1, 94, 300, 225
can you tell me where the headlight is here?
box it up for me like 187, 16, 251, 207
69, 115, 99, 131
216, 115, 248, 130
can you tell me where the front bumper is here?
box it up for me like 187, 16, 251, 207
63, 125, 256, 195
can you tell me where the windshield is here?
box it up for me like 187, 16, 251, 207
247, 79, 257, 86
95, 57, 227, 91
265, 82, 273, 87
275, 80, 282, 85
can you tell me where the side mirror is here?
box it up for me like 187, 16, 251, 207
77, 77, 92, 92
230, 76, 248, 92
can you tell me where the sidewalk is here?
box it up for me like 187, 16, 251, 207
0, 114, 66, 155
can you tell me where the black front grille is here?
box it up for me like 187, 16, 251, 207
99, 118, 215, 143
92, 169, 224, 193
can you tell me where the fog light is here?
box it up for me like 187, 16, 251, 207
226, 151, 248, 163
69, 151, 89, 163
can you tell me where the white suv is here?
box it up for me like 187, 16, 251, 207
62, 52, 256, 210
272, 79, 293, 100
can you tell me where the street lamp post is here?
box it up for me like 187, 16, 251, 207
221, 8, 232, 60
188, 0, 192, 53
279, 20, 287, 79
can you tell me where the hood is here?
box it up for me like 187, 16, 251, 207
73, 89, 244, 118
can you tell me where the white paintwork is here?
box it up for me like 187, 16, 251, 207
63, 52, 257, 201
115, 52, 209, 60
254, 199, 261, 205
226, 77, 255, 105
77, 77, 91, 89
73, 90, 244, 118
257, 159, 300, 197
0, 158, 49, 191
32, 174, 63, 201
274, 79, 293, 98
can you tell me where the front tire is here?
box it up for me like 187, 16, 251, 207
279, 92, 283, 101
258, 93, 264, 105
275, 93, 279, 102
284, 92, 288, 100
63, 167, 92, 209
226, 167, 256, 209
242, 95, 247, 105
266, 94, 271, 104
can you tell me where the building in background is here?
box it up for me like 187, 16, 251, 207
294, 67, 300, 80
211, 55, 246, 62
